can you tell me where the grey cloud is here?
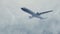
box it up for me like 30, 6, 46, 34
0, 0, 60, 34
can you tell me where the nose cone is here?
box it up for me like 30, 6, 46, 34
21, 7, 27, 11
21, 8, 24, 10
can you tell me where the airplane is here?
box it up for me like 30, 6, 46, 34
21, 7, 53, 19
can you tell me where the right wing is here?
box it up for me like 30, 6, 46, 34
21, 7, 35, 15
37, 10, 53, 15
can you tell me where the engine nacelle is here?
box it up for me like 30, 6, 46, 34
29, 16, 33, 19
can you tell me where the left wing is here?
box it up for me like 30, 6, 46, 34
37, 10, 53, 15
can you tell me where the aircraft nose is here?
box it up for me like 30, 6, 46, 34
21, 8, 23, 10
21, 8, 26, 11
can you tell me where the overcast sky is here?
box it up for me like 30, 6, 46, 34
0, 0, 60, 34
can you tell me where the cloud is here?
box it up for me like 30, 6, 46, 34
0, 0, 60, 34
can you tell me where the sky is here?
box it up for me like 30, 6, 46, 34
0, 0, 60, 34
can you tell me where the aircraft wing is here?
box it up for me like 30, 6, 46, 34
21, 7, 35, 15
37, 10, 53, 15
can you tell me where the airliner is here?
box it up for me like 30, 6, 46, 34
21, 7, 53, 19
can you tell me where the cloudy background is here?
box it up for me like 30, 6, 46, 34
0, 0, 60, 34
